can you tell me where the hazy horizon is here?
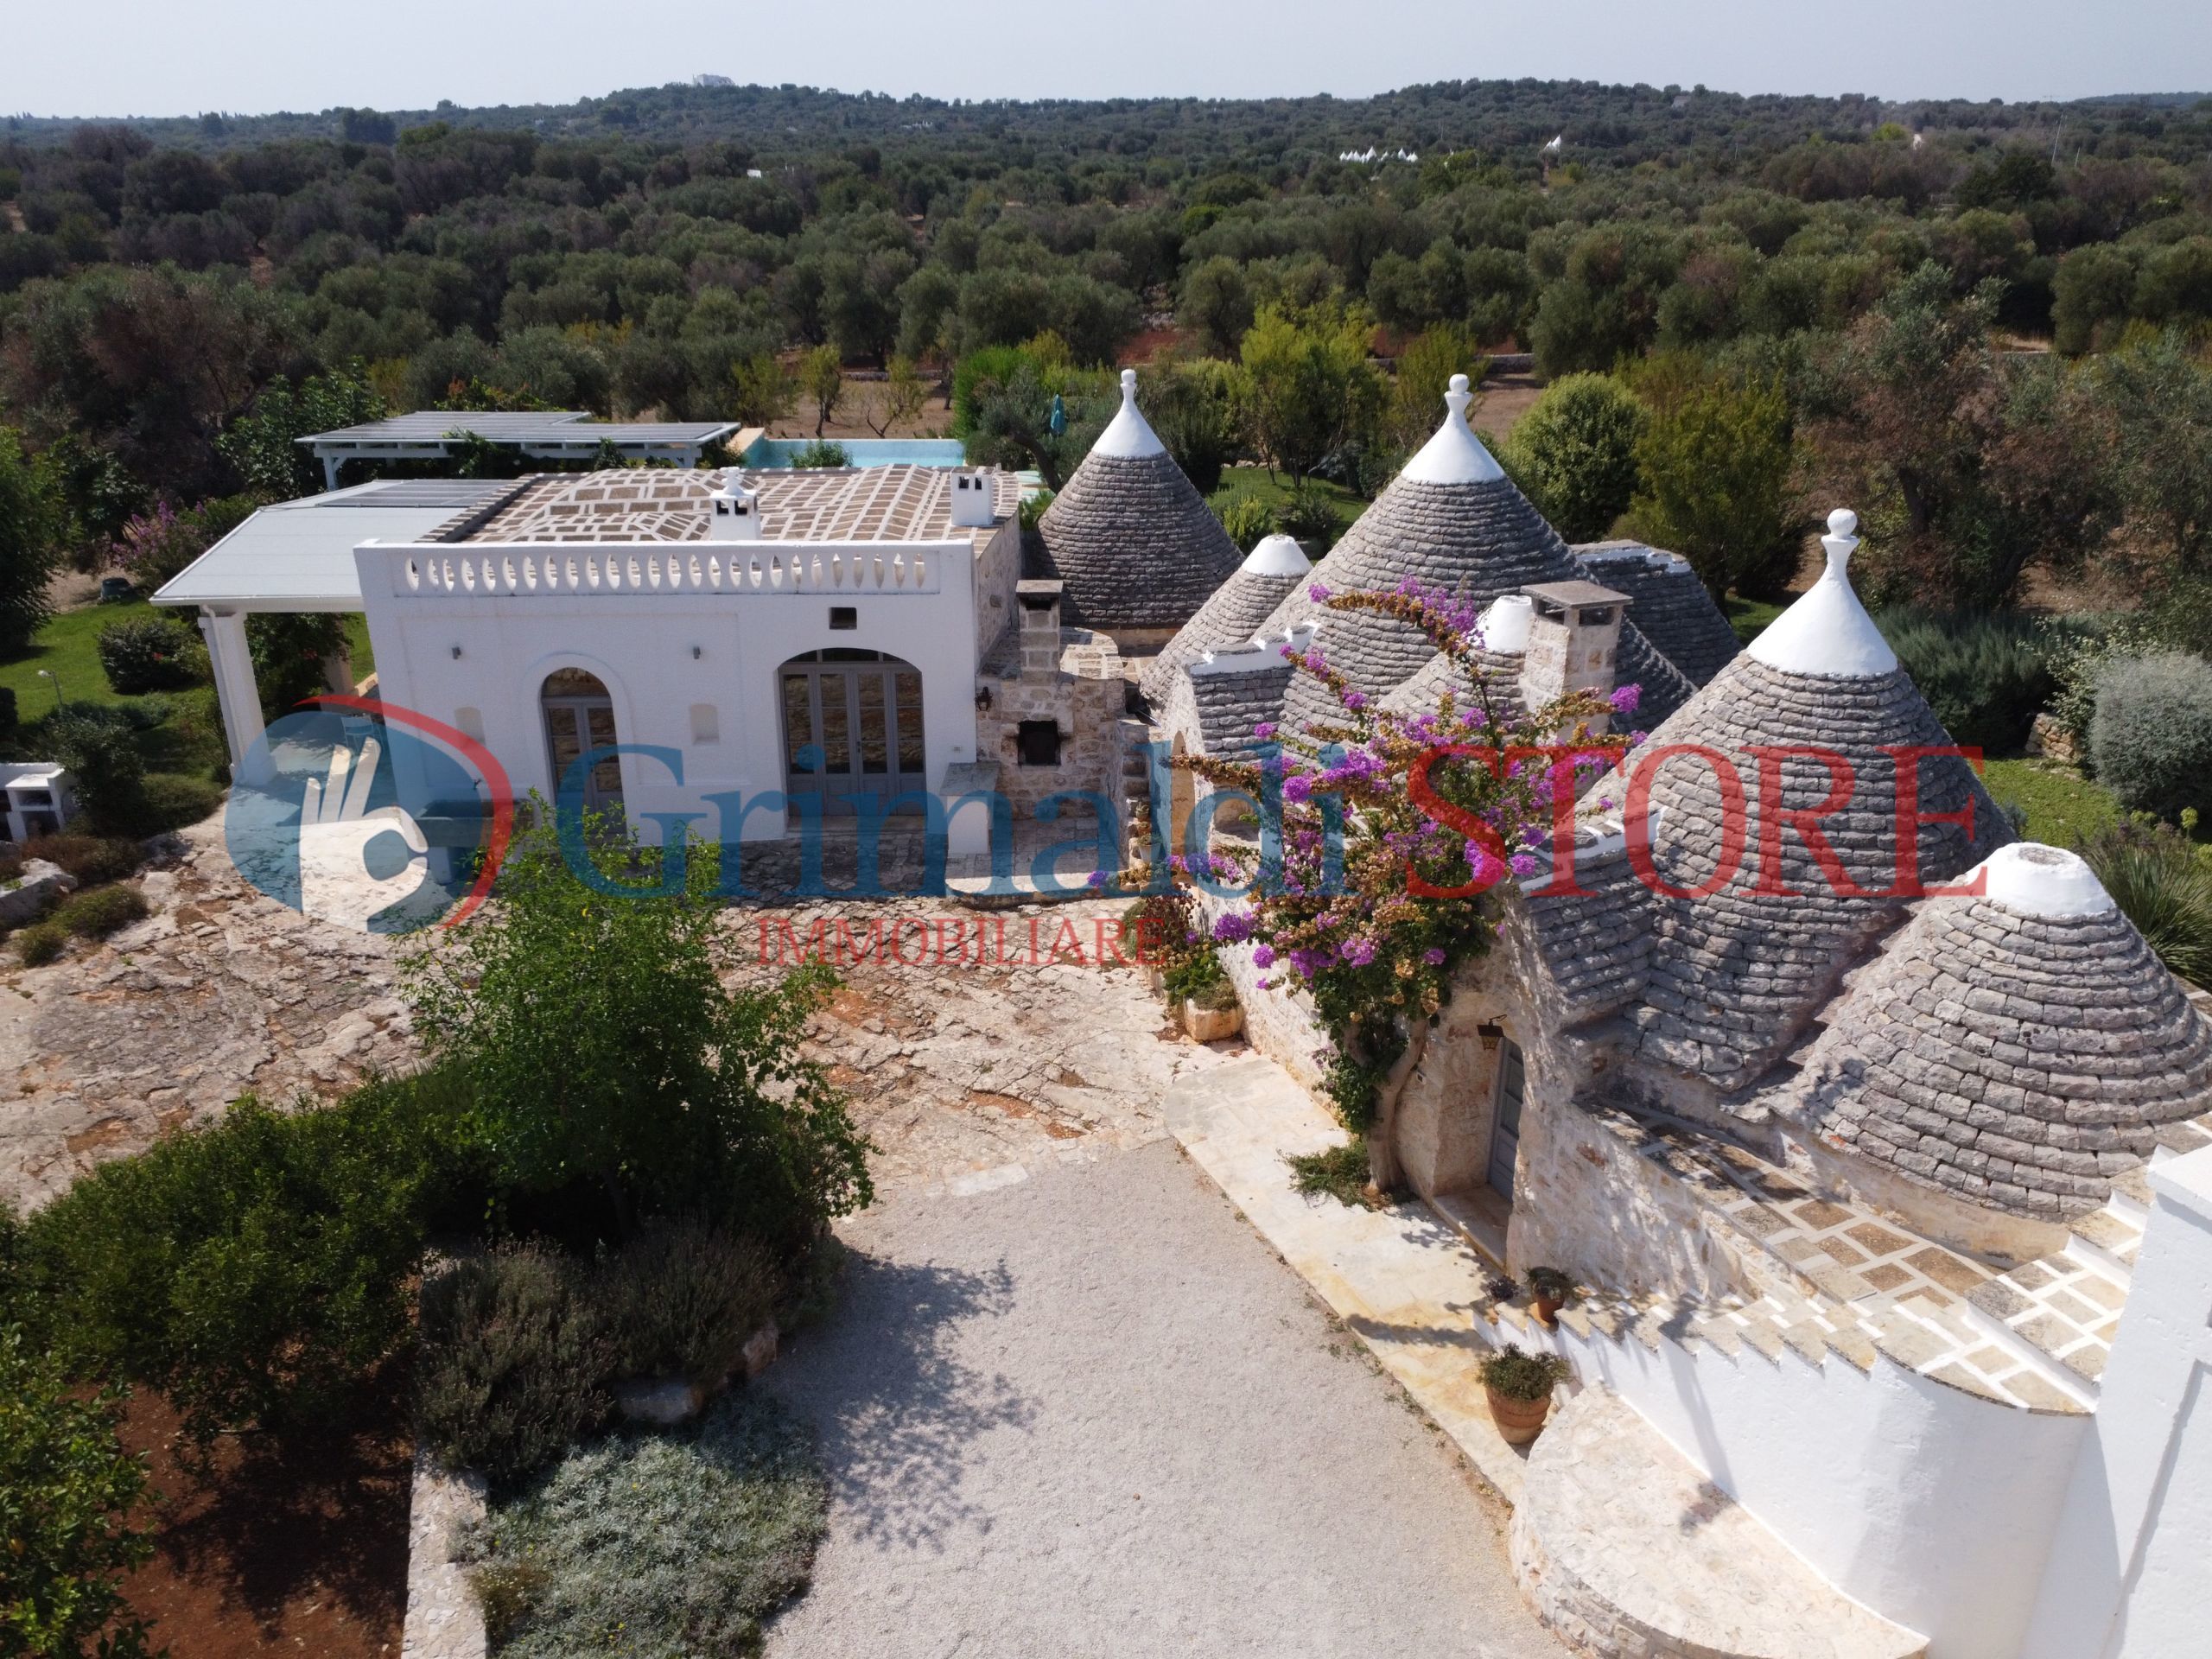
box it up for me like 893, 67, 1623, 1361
5, 0, 2204, 122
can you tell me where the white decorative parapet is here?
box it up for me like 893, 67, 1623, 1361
383, 540, 950, 599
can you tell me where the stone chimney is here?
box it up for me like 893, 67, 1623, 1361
1519, 579, 1627, 728
1015, 579, 1063, 682
707, 474, 761, 542
950, 468, 996, 529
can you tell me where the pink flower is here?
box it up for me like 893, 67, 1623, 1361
1610, 683, 1643, 715
1252, 944, 1276, 967
1307, 582, 1332, 601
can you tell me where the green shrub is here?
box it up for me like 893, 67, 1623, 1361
14, 921, 67, 966
788, 439, 850, 468
53, 885, 149, 940
404, 817, 872, 1255
1163, 941, 1228, 1003
0, 1328, 159, 1659
1274, 481, 1339, 549
1287, 1139, 1377, 1208
416, 1245, 615, 1491
1499, 372, 1645, 543
2082, 818, 2212, 986
40, 709, 149, 836
18, 835, 143, 887
24, 1072, 476, 1443
0, 685, 17, 735
458, 1390, 828, 1657
2089, 653, 2212, 823
1478, 1344, 1573, 1402
1215, 493, 1276, 552
598, 1219, 783, 1388
1873, 608, 2060, 755
96, 614, 206, 695
138, 772, 223, 832
1016, 487, 1054, 533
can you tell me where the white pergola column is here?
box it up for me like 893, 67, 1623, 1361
198, 609, 268, 780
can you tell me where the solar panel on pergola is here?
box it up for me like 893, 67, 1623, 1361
297, 411, 746, 488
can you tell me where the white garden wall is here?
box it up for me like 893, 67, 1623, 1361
1558, 1317, 2085, 1659
2022, 1143, 2212, 1659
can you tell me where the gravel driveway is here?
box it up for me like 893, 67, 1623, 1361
762, 1140, 1564, 1658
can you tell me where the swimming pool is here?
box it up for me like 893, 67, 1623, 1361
742, 437, 970, 469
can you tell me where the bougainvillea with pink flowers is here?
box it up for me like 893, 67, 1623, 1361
1116, 577, 1639, 1188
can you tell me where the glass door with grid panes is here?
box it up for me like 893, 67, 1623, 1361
779, 650, 925, 814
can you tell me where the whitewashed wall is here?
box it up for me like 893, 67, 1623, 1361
2022, 1144, 2212, 1659
1559, 1318, 2086, 1659
356, 537, 989, 843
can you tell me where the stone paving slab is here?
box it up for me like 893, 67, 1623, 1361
1164, 1055, 1535, 1505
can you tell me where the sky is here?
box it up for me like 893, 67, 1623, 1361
4, 0, 2206, 118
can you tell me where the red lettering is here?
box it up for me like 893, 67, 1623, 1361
1405, 745, 1510, 898
1883, 746, 1989, 899
832, 916, 887, 963
763, 914, 830, 963
1748, 746, 1877, 899
1625, 744, 1746, 899
1047, 918, 1086, 964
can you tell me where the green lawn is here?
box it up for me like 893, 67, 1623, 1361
1724, 594, 1787, 646
0, 599, 165, 716
1206, 467, 1366, 545
1983, 757, 2120, 851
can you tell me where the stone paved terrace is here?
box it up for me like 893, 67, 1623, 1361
1515, 1106, 2107, 1413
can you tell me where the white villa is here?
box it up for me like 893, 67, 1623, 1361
156, 375, 2212, 1657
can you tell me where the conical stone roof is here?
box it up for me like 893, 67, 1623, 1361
1609, 512, 2012, 1095
1034, 370, 1243, 632
1139, 534, 1311, 705
1796, 843, 2212, 1222
1250, 376, 1694, 734
1574, 542, 1742, 688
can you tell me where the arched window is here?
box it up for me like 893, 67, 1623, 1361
540, 668, 622, 814
778, 649, 925, 815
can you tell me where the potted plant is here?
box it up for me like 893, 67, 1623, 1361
1524, 1266, 1578, 1327
1480, 1345, 1572, 1446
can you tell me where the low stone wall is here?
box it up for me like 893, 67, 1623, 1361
1512, 1101, 1765, 1303
402, 1452, 486, 1659
1191, 884, 1328, 1091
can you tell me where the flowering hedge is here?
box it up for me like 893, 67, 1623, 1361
1117, 577, 1639, 1188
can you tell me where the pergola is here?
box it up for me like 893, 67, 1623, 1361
298, 412, 751, 491
151, 480, 514, 776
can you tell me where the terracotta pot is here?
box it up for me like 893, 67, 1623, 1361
1533, 1295, 1563, 1328
1486, 1386, 1553, 1446
1182, 998, 1243, 1044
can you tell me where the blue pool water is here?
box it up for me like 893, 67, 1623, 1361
743, 438, 969, 469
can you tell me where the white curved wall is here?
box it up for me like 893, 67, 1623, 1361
1558, 1320, 2084, 1659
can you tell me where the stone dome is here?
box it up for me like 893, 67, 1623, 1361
1139, 534, 1311, 705
1033, 370, 1243, 632
1796, 844, 2212, 1221
1605, 513, 2012, 1094
1249, 376, 1694, 734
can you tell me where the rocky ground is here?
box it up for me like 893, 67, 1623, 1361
0, 818, 1222, 1211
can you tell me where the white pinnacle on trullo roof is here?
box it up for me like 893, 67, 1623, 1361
1240, 532, 1312, 575
1745, 508, 1899, 677
1401, 372, 1506, 486
1090, 367, 1167, 460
